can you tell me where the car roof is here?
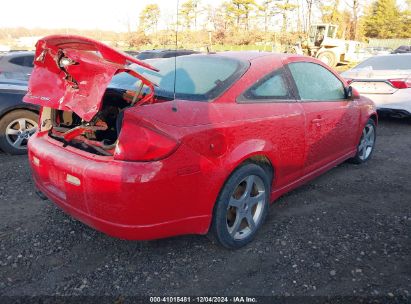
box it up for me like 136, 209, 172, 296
204, 51, 293, 62
2, 51, 35, 58
362, 53, 411, 61
140, 49, 196, 53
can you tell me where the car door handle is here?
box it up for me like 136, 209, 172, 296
311, 118, 324, 124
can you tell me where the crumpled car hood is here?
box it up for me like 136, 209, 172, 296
23, 35, 157, 121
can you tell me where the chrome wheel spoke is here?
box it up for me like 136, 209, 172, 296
18, 119, 26, 131
249, 192, 264, 207
246, 212, 256, 230
27, 127, 37, 135
366, 127, 374, 141
358, 140, 366, 152
229, 197, 242, 208
12, 137, 24, 148
6, 128, 19, 135
244, 175, 255, 197
229, 214, 243, 236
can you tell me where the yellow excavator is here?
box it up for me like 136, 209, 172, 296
294, 23, 361, 67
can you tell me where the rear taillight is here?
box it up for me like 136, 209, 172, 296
114, 122, 179, 162
388, 78, 411, 89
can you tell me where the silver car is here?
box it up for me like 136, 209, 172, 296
342, 54, 411, 118
0, 51, 34, 81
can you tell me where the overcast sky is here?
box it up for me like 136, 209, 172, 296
0, 0, 408, 32
0, 0, 220, 32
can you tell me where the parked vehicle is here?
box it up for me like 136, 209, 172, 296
136, 49, 199, 60
342, 54, 411, 118
392, 45, 411, 54
0, 51, 34, 81
25, 36, 377, 249
124, 50, 140, 57
365, 46, 392, 56
0, 79, 38, 154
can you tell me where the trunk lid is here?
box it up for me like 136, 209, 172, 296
343, 69, 411, 94
343, 69, 411, 80
23, 35, 157, 121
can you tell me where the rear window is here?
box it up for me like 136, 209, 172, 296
9, 55, 34, 67
353, 55, 411, 70
136, 52, 159, 60
109, 55, 248, 101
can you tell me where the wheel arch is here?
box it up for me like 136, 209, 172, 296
0, 105, 39, 121
223, 138, 277, 186
369, 113, 378, 126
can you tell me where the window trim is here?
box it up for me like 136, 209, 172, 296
237, 66, 297, 104
287, 61, 349, 102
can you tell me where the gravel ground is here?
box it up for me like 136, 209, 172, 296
0, 117, 410, 300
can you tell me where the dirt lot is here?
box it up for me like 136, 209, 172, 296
0, 117, 410, 300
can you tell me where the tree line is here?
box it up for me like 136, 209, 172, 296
133, 0, 411, 48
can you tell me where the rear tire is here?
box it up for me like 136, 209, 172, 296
0, 110, 38, 155
349, 119, 376, 164
317, 51, 337, 67
209, 163, 270, 249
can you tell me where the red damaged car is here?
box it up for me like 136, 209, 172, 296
25, 36, 377, 249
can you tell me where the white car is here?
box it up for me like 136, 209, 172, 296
342, 54, 411, 118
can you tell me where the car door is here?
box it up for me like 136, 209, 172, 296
286, 59, 360, 174
236, 65, 306, 188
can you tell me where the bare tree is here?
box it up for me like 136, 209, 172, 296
305, 0, 320, 30
139, 4, 160, 35
258, 0, 280, 33
277, 0, 298, 33
345, 0, 360, 40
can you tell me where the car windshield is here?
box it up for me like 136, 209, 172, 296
136, 52, 159, 60
353, 55, 411, 70
109, 55, 248, 101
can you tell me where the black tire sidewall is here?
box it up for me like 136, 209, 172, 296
0, 110, 38, 155
211, 163, 271, 249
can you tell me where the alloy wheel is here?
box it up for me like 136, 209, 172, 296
5, 118, 38, 150
226, 175, 266, 240
358, 123, 375, 161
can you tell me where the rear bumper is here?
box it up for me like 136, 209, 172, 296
362, 90, 411, 114
377, 108, 411, 118
28, 132, 213, 240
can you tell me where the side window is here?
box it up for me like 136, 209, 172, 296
9, 56, 25, 66
288, 62, 346, 100
24, 55, 34, 67
239, 68, 293, 102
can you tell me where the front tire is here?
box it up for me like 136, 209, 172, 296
350, 119, 376, 164
0, 110, 38, 155
209, 163, 270, 249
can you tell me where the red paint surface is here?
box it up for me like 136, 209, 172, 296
23, 35, 157, 121
26, 36, 377, 240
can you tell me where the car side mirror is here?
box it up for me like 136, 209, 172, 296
345, 86, 360, 100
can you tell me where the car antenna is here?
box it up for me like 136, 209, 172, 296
172, 0, 179, 113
